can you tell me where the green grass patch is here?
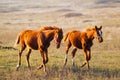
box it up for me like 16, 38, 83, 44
0, 45, 120, 80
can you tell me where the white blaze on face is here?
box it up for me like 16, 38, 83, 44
98, 30, 102, 37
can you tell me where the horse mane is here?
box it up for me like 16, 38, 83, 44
40, 26, 59, 30
85, 26, 95, 32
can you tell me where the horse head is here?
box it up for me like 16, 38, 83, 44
54, 28, 63, 48
94, 26, 103, 43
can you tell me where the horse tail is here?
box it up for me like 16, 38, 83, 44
14, 34, 20, 47
63, 32, 70, 42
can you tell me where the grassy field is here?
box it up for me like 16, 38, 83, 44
0, 43, 120, 80
0, 0, 120, 80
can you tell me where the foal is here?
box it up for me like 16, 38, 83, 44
63, 26, 103, 69
15, 26, 63, 72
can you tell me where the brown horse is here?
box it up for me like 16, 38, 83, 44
15, 26, 63, 72
63, 26, 103, 69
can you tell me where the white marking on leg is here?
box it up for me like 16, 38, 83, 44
16, 64, 20, 71
16, 64, 20, 68
72, 58, 74, 66
65, 54, 68, 60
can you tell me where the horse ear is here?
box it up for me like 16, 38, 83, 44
95, 25, 97, 30
60, 28, 62, 30
59, 28, 63, 32
100, 26, 102, 29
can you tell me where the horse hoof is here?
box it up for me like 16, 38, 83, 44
28, 67, 31, 71
16, 65, 20, 71
37, 66, 43, 70
16, 67, 19, 71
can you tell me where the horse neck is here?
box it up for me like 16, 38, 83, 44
45, 30, 56, 41
86, 30, 95, 40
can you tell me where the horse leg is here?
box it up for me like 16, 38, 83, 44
86, 49, 91, 69
42, 53, 47, 72
26, 49, 31, 70
64, 41, 71, 66
16, 44, 26, 71
71, 48, 77, 66
42, 49, 48, 72
81, 49, 89, 69
37, 49, 48, 72
37, 50, 43, 69
81, 49, 91, 70
87, 49, 91, 61
44, 49, 48, 64
37, 50, 47, 72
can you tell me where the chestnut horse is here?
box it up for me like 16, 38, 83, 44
15, 26, 63, 72
63, 26, 103, 69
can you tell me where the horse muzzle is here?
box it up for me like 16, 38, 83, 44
98, 37, 103, 43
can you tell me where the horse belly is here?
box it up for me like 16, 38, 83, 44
26, 38, 38, 50
72, 39, 82, 49
76, 41, 82, 49
29, 42, 38, 50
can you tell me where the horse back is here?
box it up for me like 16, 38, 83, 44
69, 30, 87, 41
68, 31, 87, 49
19, 30, 41, 50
